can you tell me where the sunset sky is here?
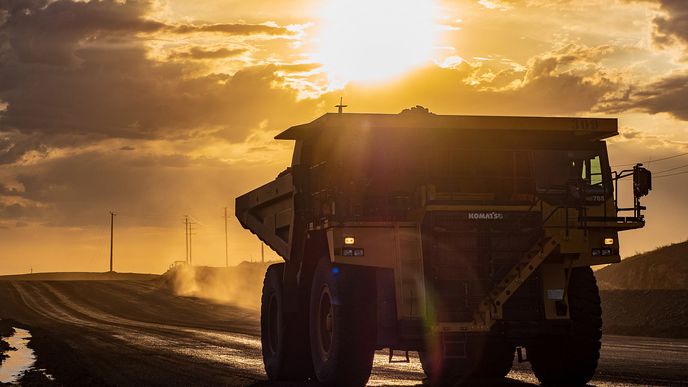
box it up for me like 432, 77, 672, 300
1, 0, 687, 275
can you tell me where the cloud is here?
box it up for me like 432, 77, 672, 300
333, 43, 619, 117
650, 0, 688, 50
599, 70, 688, 120
0, 0, 314, 164
0, 143, 289, 228
169, 47, 247, 60
167, 23, 293, 36
0, 0, 293, 66
0, 0, 160, 66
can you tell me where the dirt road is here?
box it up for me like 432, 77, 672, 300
1, 279, 687, 386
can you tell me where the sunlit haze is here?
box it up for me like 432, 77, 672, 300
317, 0, 440, 86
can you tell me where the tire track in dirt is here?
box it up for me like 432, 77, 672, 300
7, 281, 265, 385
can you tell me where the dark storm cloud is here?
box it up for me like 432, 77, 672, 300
0, 0, 312, 164
0, 201, 42, 220
0, 133, 48, 164
650, 0, 688, 50
0, 0, 292, 66
0, 0, 159, 66
600, 71, 688, 120
1, 150, 196, 226
1, 148, 284, 227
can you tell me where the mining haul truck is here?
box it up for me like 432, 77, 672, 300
236, 107, 651, 386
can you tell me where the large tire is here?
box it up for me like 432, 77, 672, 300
419, 337, 513, 385
473, 340, 515, 378
309, 259, 376, 387
260, 263, 313, 381
527, 267, 602, 386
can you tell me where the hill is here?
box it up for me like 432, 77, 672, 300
595, 240, 688, 290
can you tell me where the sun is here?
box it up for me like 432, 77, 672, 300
316, 0, 439, 87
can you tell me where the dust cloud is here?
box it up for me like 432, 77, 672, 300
163, 262, 274, 310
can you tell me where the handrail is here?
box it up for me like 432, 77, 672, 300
613, 164, 649, 222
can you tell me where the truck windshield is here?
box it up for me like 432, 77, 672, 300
534, 149, 611, 194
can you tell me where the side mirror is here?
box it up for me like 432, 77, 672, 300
633, 164, 652, 197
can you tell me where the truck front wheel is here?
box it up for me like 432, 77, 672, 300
309, 259, 376, 387
260, 263, 313, 381
527, 267, 602, 386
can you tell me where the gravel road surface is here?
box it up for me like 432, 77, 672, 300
1, 280, 686, 386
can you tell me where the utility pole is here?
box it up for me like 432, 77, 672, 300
189, 222, 193, 266
261, 242, 265, 263
184, 216, 189, 264
109, 211, 116, 272
224, 207, 229, 268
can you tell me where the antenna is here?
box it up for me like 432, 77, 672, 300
335, 97, 347, 114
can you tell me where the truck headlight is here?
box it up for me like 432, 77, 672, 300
604, 237, 614, 246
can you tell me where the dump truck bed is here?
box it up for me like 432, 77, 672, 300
276, 112, 618, 140
235, 172, 294, 260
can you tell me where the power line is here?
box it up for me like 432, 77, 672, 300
652, 162, 688, 175
654, 170, 688, 179
187, 215, 206, 227
612, 151, 688, 167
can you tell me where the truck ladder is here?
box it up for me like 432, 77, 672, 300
433, 236, 560, 333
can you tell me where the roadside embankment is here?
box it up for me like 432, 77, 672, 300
600, 289, 688, 339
